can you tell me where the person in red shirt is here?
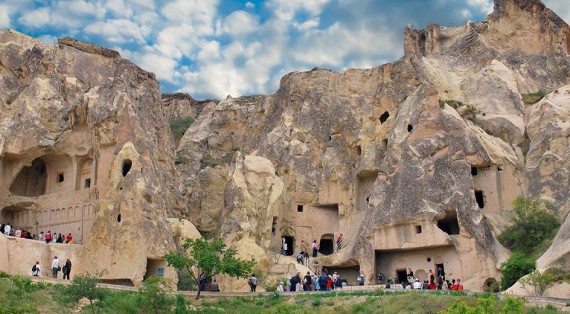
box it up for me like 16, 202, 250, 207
428, 280, 436, 290
65, 233, 72, 244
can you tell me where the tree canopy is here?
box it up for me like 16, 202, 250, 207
165, 237, 254, 299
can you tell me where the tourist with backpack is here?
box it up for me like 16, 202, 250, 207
31, 261, 40, 276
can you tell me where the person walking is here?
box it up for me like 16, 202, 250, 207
63, 258, 72, 280
312, 240, 319, 257
249, 274, 257, 292
51, 256, 60, 278
32, 261, 40, 277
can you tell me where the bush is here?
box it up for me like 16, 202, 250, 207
501, 252, 536, 290
459, 104, 478, 122
439, 99, 464, 109
169, 116, 195, 143
522, 90, 546, 105
520, 270, 556, 296
138, 276, 174, 314
498, 197, 560, 256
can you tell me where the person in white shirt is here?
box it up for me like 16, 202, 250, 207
32, 261, 40, 276
4, 223, 11, 236
413, 278, 422, 290
51, 256, 60, 278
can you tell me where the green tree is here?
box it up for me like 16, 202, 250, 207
66, 273, 106, 314
498, 197, 560, 255
520, 270, 557, 296
500, 252, 536, 290
165, 237, 254, 300
169, 116, 195, 144
137, 276, 174, 314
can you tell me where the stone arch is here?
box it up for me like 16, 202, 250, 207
50, 209, 55, 223
43, 210, 48, 224
74, 206, 79, 219
88, 204, 93, 217
415, 269, 427, 281
68, 207, 73, 221
9, 157, 47, 197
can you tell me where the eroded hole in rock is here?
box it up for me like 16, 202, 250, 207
319, 234, 334, 255
297, 205, 304, 212
283, 236, 295, 256
271, 216, 277, 235
407, 124, 413, 132
471, 167, 478, 176
475, 190, 484, 208
143, 193, 152, 203
144, 258, 166, 281
383, 139, 388, 147
437, 212, 460, 235
356, 145, 362, 156
56, 172, 64, 183
10, 158, 47, 197
122, 159, 132, 177
117, 214, 122, 222
379, 111, 390, 124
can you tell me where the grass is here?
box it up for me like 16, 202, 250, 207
0, 275, 565, 314
522, 90, 547, 105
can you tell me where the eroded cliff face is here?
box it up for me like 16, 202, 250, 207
0, 30, 178, 286
175, 0, 570, 292
1, 0, 569, 294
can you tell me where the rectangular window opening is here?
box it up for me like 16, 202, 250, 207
475, 190, 484, 208
84, 178, 91, 188
297, 205, 304, 212
56, 173, 64, 183
415, 225, 422, 234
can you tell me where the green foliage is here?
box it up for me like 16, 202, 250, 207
66, 273, 106, 314
545, 304, 557, 313
92, 290, 139, 313
176, 269, 196, 291
501, 252, 536, 290
459, 104, 478, 122
165, 237, 254, 299
137, 276, 174, 314
169, 116, 195, 143
498, 197, 560, 256
439, 99, 464, 109
351, 302, 369, 312
520, 270, 557, 296
522, 90, 546, 105
174, 294, 188, 314
439, 295, 523, 314
200, 152, 235, 169
499, 295, 524, 314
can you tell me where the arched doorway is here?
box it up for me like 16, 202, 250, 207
10, 158, 47, 197
319, 234, 334, 255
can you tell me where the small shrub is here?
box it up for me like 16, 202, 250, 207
138, 276, 174, 314
311, 298, 322, 307
498, 197, 560, 256
351, 302, 369, 312
169, 116, 195, 143
522, 90, 546, 105
439, 99, 464, 109
520, 270, 556, 296
459, 104, 478, 122
174, 294, 188, 314
501, 252, 536, 290
545, 304, 558, 312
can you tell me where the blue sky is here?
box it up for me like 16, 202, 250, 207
1, 0, 568, 100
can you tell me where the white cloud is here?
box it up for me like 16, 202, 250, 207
294, 18, 319, 31
132, 51, 179, 83
467, 0, 493, 15
266, 0, 330, 21
161, 0, 218, 25
84, 19, 147, 44
245, 2, 255, 9
543, 0, 570, 24
222, 11, 259, 36
17, 7, 50, 28
0, 5, 12, 28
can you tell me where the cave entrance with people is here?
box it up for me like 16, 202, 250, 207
326, 265, 361, 286
0, 205, 33, 230
396, 269, 407, 283
283, 236, 295, 256
375, 246, 459, 285
9, 158, 47, 197
319, 234, 334, 255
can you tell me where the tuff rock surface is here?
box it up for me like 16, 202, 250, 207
0, 0, 569, 295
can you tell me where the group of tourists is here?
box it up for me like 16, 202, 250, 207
276, 270, 360, 293
384, 267, 463, 291
31, 256, 72, 280
0, 223, 73, 244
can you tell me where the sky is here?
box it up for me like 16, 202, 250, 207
0, 0, 568, 100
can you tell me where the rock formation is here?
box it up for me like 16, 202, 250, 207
0, 30, 178, 285
0, 0, 569, 295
